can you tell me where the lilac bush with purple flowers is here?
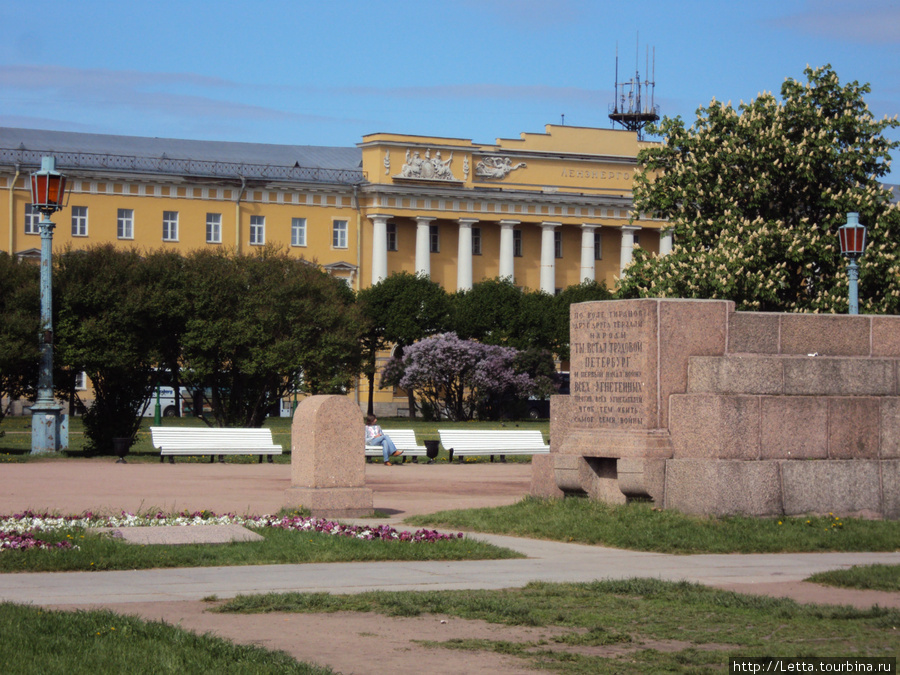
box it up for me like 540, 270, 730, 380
382, 332, 538, 420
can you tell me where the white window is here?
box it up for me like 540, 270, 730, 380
429, 224, 440, 253
206, 213, 222, 244
594, 234, 602, 260
513, 229, 523, 257
74, 371, 87, 391
162, 211, 179, 241
117, 209, 134, 240
250, 215, 265, 245
333, 220, 348, 248
291, 217, 307, 247
472, 227, 482, 255
554, 231, 562, 259
71, 206, 88, 237
386, 223, 397, 251
24, 204, 39, 235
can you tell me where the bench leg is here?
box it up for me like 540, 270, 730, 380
448, 448, 454, 463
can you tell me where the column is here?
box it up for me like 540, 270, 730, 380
619, 224, 641, 278
457, 218, 478, 291
415, 216, 435, 277
540, 221, 559, 294
369, 214, 391, 284
498, 220, 518, 281
580, 223, 599, 283
659, 228, 674, 256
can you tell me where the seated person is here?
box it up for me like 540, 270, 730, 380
365, 415, 403, 465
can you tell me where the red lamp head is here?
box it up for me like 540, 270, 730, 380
838, 212, 867, 259
29, 156, 68, 213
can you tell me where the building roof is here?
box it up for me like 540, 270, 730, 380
0, 127, 364, 184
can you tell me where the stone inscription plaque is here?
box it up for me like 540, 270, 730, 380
569, 300, 658, 430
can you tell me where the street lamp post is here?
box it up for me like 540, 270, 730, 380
29, 156, 69, 454
837, 212, 868, 315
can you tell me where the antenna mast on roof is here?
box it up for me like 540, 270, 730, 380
609, 34, 659, 140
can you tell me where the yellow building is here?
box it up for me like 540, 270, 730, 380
0, 124, 665, 415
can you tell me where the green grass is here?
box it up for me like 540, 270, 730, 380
215, 578, 900, 673
0, 602, 333, 674
407, 496, 900, 554
0, 415, 548, 464
806, 564, 900, 592
0, 524, 521, 573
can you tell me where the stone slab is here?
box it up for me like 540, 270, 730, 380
779, 314, 870, 356
664, 459, 782, 516
827, 398, 881, 459
872, 316, 900, 357
882, 399, 900, 459
783, 358, 896, 396
727, 311, 781, 354
781, 460, 882, 517
688, 355, 784, 395
657, 299, 730, 428
668, 394, 760, 459
883, 460, 900, 520
291, 395, 365, 489
759, 396, 828, 460
529, 454, 564, 499
88, 524, 264, 546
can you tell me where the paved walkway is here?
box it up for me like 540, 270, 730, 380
0, 459, 897, 609
2, 458, 898, 674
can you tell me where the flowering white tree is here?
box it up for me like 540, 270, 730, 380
619, 65, 900, 314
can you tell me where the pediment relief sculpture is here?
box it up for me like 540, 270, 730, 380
475, 155, 527, 179
398, 149, 456, 181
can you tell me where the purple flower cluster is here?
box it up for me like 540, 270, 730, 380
383, 332, 538, 420
0, 530, 74, 552
252, 514, 464, 543
0, 510, 464, 547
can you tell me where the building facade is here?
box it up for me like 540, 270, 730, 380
0, 124, 665, 415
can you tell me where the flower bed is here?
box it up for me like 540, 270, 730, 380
0, 510, 463, 551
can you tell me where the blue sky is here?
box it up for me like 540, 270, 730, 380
2, 0, 899, 162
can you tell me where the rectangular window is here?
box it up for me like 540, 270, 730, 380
162, 211, 179, 241
291, 217, 307, 247
429, 224, 440, 253
71, 206, 88, 237
386, 223, 397, 251
24, 204, 39, 235
554, 231, 562, 259
117, 209, 134, 239
206, 213, 222, 244
250, 215, 265, 245
633, 233, 640, 247
513, 229, 523, 257
333, 220, 348, 248
594, 234, 602, 260
74, 371, 87, 391
472, 227, 482, 255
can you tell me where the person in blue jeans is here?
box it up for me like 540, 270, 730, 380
365, 415, 403, 465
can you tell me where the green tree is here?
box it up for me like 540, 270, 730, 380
0, 252, 39, 425
357, 271, 450, 417
55, 245, 162, 454
618, 65, 900, 313
181, 247, 363, 427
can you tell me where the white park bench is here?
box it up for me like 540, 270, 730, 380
150, 427, 283, 463
437, 429, 550, 462
365, 429, 428, 461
